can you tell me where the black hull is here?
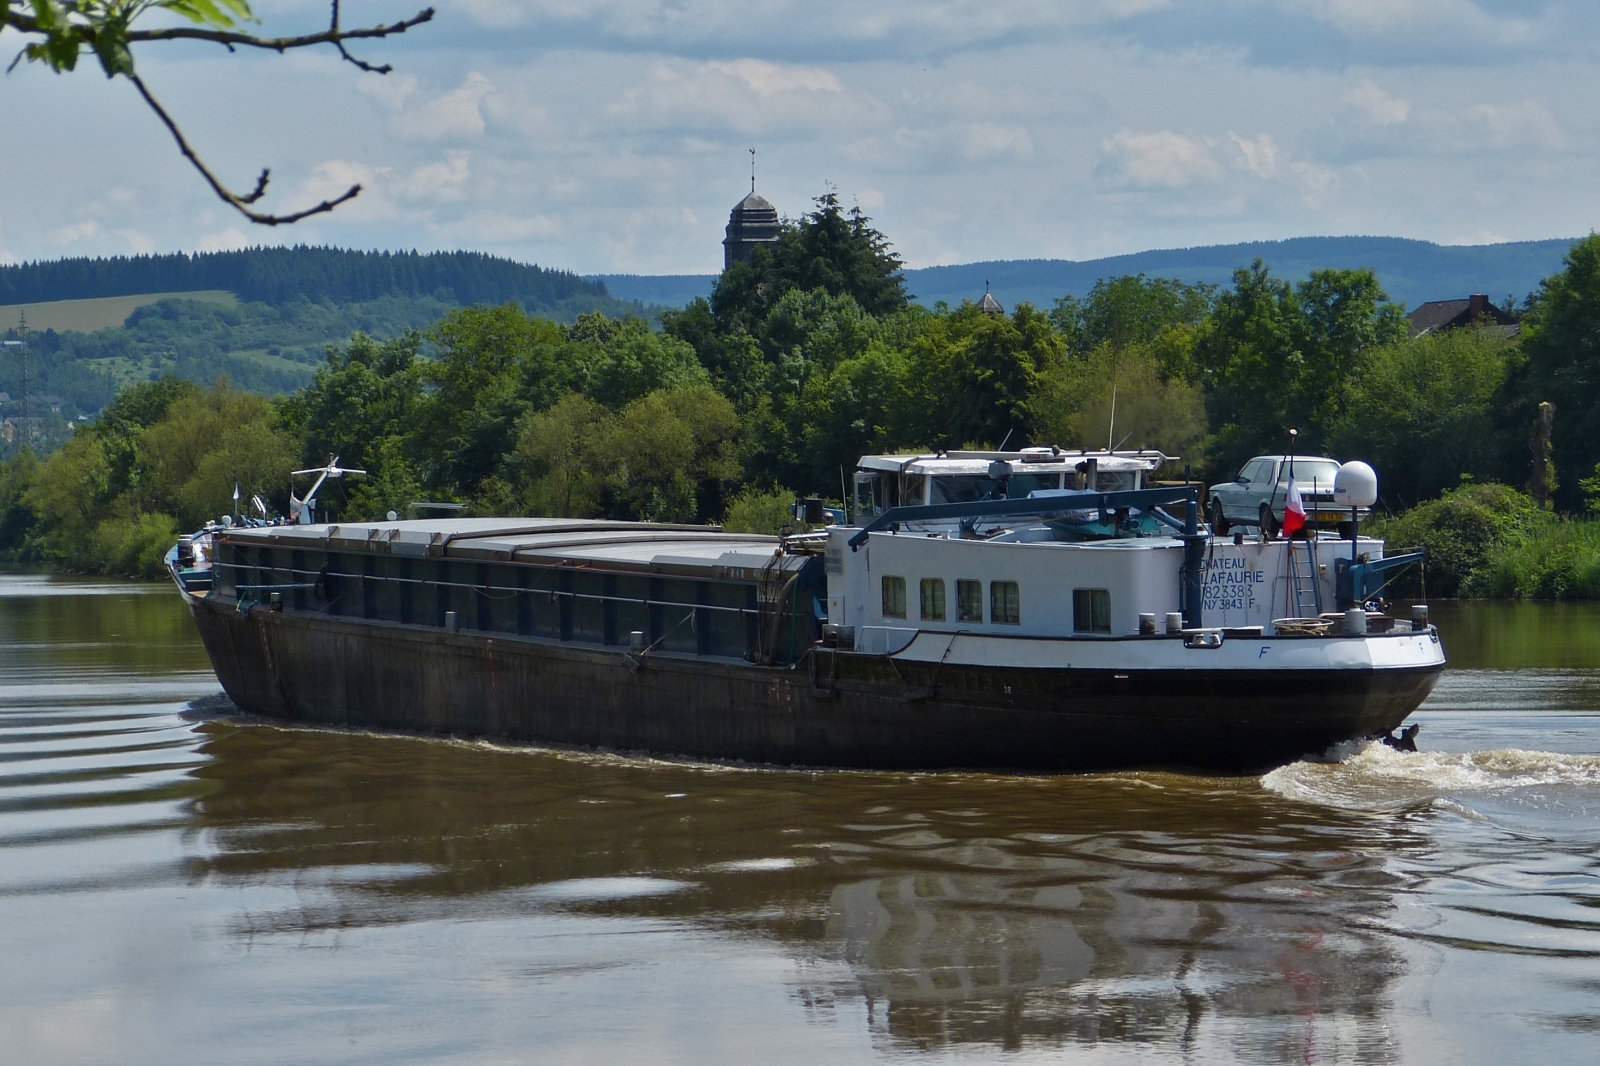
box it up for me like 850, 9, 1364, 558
185, 596, 1441, 774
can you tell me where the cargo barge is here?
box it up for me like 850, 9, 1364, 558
169, 454, 1444, 773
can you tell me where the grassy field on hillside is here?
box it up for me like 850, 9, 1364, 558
0, 291, 236, 333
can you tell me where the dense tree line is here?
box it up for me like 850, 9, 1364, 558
0, 247, 624, 310
5, 197, 1600, 592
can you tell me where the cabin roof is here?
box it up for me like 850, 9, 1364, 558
857, 452, 1164, 475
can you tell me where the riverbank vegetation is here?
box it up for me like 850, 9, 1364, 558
4, 194, 1600, 593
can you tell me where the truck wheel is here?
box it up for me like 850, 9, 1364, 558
1208, 498, 1230, 535
1259, 503, 1280, 539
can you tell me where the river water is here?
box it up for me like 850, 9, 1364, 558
2, 573, 1597, 1065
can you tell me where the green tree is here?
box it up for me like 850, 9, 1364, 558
506, 384, 741, 523
509, 393, 612, 517
1511, 233, 1600, 512
796, 344, 914, 489
568, 312, 708, 408
418, 305, 572, 498
1193, 261, 1406, 476
1050, 275, 1214, 355
280, 332, 425, 476
0, 448, 42, 560
901, 302, 1063, 449
1330, 325, 1518, 507
138, 381, 298, 529
1031, 344, 1207, 459
722, 487, 798, 535
600, 384, 741, 522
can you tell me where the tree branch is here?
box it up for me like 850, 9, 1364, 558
4, 1, 435, 224
128, 72, 361, 226
124, 7, 435, 64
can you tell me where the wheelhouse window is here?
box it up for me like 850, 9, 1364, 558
956, 579, 983, 623
882, 576, 907, 619
931, 476, 997, 505
920, 578, 946, 621
1073, 588, 1111, 633
990, 581, 1021, 625
1005, 473, 1062, 498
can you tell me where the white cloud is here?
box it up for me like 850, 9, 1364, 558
960, 123, 1033, 160
1343, 79, 1410, 125
1231, 132, 1280, 178
400, 151, 473, 202
113, 229, 156, 255
706, 59, 843, 97
52, 220, 103, 245
296, 160, 397, 221
1099, 130, 1225, 187
396, 72, 493, 140
196, 228, 251, 252
1459, 99, 1565, 149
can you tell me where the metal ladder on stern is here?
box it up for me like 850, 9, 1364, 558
1285, 537, 1323, 619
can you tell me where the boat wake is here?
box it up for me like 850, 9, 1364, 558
1262, 741, 1600, 811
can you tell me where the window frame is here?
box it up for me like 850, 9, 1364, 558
919, 577, 946, 621
990, 580, 1020, 625
882, 575, 908, 619
1072, 588, 1112, 633
956, 579, 984, 623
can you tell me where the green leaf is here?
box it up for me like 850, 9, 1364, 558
156, 0, 255, 29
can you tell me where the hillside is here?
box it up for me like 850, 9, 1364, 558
0, 291, 236, 333
599, 235, 1581, 311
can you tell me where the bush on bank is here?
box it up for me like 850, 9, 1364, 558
1372, 481, 1600, 600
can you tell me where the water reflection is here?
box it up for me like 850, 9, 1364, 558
178, 717, 1426, 1058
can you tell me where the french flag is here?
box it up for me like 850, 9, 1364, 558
1282, 478, 1307, 537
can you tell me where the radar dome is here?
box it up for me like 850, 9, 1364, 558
1333, 461, 1378, 508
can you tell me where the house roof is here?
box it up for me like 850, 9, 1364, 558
1407, 294, 1520, 338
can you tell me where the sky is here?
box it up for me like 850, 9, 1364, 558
2, 0, 1598, 275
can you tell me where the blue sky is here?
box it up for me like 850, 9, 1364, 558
2, 1, 1597, 274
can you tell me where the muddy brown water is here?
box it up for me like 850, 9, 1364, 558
2, 573, 1598, 1064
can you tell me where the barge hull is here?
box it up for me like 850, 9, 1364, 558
188, 595, 1440, 774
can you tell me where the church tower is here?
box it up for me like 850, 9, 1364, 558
722, 150, 781, 270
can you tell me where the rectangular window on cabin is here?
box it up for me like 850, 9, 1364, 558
882, 576, 907, 619
957, 579, 983, 623
920, 578, 946, 621
1073, 588, 1112, 633
990, 581, 1021, 625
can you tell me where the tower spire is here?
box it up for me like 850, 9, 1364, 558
750, 147, 756, 193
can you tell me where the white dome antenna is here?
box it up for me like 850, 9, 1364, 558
1334, 461, 1378, 509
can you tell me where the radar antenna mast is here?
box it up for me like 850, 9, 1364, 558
289, 456, 367, 525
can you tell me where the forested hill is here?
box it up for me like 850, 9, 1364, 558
0, 247, 612, 311
909, 236, 1579, 312
600, 235, 1581, 311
